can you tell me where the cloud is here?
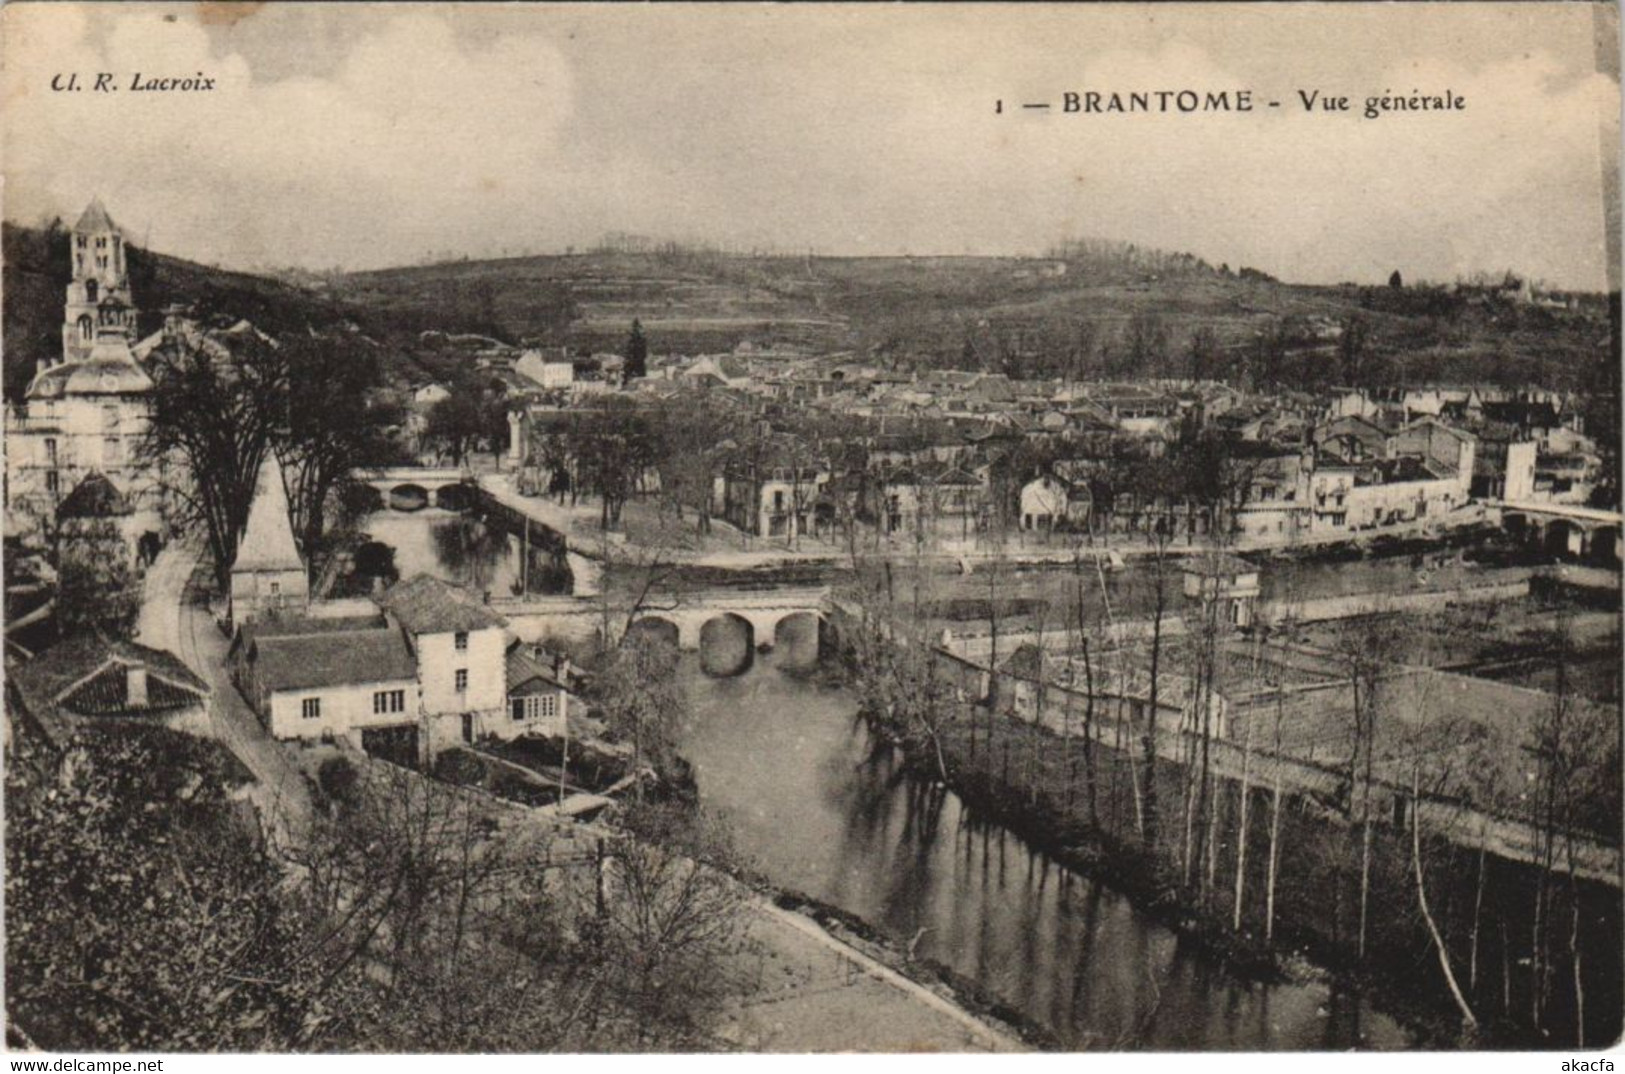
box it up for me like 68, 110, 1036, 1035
4, 6, 574, 268
2, 4, 1614, 289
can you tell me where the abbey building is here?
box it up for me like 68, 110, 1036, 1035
6, 199, 168, 556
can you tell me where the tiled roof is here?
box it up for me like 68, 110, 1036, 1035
8, 636, 208, 720
1181, 553, 1259, 578
247, 626, 416, 693
505, 644, 570, 694
376, 574, 506, 635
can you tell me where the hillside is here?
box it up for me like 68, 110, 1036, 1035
3, 222, 381, 402
6, 220, 1617, 429
330, 245, 1617, 398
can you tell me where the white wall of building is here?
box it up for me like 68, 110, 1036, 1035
267, 679, 420, 741
416, 625, 506, 717
1504, 440, 1538, 502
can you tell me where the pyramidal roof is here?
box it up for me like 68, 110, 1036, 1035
74, 197, 118, 235
232, 455, 305, 573
56, 471, 132, 520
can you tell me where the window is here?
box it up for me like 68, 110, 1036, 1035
455, 669, 468, 693
102, 404, 120, 430
269, 581, 280, 596
43, 439, 56, 465
302, 697, 322, 720
454, 631, 468, 652
85, 279, 98, 303
45, 471, 59, 495
102, 437, 121, 466
373, 689, 406, 715
78, 315, 93, 341
512, 694, 558, 721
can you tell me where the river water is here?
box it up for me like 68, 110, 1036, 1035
679, 653, 1414, 1050
366, 507, 1437, 1047
361, 509, 525, 596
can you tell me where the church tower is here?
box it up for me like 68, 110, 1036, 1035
60, 198, 137, 367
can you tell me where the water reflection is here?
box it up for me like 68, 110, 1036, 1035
361, 509, 522, 596
680, 652, 1414, 1050
429, 514, 506, 592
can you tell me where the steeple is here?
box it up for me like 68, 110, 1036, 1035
229, 453, 310, 625
73, 197, 116, 235
61, 197, 137, 367
233, 454, 305, 574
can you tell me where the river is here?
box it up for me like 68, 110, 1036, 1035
361, 509, 526, 596
366, 506, 1440, 1047
679, 652, 1414, 1050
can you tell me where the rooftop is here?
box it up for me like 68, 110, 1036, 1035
233, 455, 305, 573
8, 636, 208, 721
245, 625, 417, 693
376, 573, 506, 635
73, 197, 118, 235
56, 471, 132, 520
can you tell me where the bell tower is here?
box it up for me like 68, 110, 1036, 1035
60, 198, 137, 367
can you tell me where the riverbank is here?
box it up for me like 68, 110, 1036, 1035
765, 887, 1054, 1049
867, 698, 1613, 1050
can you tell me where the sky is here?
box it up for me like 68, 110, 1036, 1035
2, 2, 1618, 289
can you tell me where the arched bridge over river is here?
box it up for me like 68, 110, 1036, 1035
496, 585, 836, 676
1499, 501, 1622, 566
355, 467, 478, 512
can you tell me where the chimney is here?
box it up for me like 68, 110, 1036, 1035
553, 651, 571, 684
126, 663, 148, 708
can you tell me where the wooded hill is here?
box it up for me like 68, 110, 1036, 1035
7, 221, 1618, 434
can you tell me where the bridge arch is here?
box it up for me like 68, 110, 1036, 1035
388, 483, 430, 512
772, 610, 836, 670
699, 613, 755, 677
1589, 525, 1621, 567
626, 615, 681, 652
1503, 511, 1533, 546
434, 482, 480, 513
1542, 518, 1585, 558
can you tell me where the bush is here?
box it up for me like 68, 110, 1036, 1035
432, 747, 486, 787
317, 755, 361, 806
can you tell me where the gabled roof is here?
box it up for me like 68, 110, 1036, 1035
506, 643, 574, 695
376, 574, 506, 635
56, 471, 132, 520
9, 636, 207, 721
73, 197, 118, 235
1399, 416, 1476, 443
233, 455, 305, 573
245, 625, 417, 693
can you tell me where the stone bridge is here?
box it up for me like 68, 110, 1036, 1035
1499, 501, 1622, 566
352, 467, 477, 512
496, 585, 836, 676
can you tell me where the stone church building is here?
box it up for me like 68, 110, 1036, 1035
6, 199, 168, 554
